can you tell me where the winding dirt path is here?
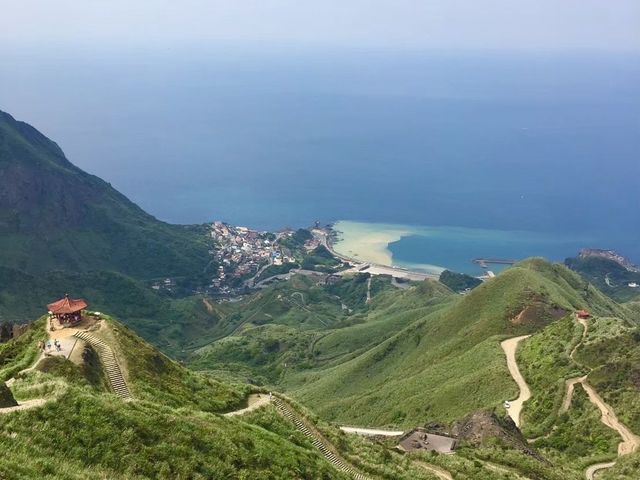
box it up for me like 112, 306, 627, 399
560, 375, 587, 413
581, 381, 640, 456
224, 394, 271, 417
0, 398, 47, 413
501, 335, 531, 427
202, 297, 215, 313
562, 314, 640, 479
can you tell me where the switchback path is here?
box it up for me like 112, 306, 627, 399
560, 375, 587, 414
501, 335, 532, 427
561, 314, 640, 479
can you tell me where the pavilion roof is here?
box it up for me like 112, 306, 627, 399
47, 295, 88, 315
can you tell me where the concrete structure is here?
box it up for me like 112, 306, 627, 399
397, 428, 457, 453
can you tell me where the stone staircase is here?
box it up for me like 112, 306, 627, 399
273, 397, 369, 480
73, 332, 132, 400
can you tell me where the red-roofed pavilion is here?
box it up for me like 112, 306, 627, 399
47, 294, 88, 326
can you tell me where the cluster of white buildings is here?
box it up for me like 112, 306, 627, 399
208, 222, 295, 293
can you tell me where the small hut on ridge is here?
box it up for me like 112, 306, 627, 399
47, 294, 88, 327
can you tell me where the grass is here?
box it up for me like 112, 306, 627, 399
598, 451, 640, 479
189, 259, 627, 430
533, 386, 619, 469
0, 110, 214, 281
281, 259, 622, 427
517, 315, 587, 436
0, 314, 355, 479
0, 317, 46, 381
574, 317, 640, 432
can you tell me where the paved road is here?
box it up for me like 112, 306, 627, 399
501, 335, 532, 428
340, 426, 404, 437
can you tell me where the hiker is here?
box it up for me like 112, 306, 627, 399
37, 340, 44, 351
46, 340, 52, 351
55, 340, 61, 352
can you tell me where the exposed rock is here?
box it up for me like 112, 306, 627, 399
452, 410, 548, 463
0, 383, 18, 408
511, 302, 567, 325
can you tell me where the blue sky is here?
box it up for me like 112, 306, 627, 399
2, 0, 639, 52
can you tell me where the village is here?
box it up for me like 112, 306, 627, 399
205, 221, 326, 295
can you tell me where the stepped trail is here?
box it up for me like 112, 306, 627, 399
73, 331, 132, 400
223, 394, 371, 479
501, 335, 532, 428
273, 397, 371, 480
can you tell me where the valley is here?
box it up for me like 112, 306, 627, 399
0, 110, 639, 479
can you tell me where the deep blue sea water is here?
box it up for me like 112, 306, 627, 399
1, 47, 639, 263
387, 226, 593, 275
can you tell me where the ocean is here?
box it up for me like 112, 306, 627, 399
2, 46, 639, 266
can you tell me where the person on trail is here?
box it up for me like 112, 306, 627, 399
46, 340, 52, 351
55, 340, 61, 352
37, 341, 44, 351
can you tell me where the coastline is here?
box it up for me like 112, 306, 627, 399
330, 220, 590, 277
331, 220, 411, 266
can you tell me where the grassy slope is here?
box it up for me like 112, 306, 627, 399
519, 312, 640, 439
189, 274, 400, 381
0, 315, 350, 480
565, 256, 640, 303
281, 259, 626, 428
0, 110, 212, 280
0, 267, 224, 356
574, 316, 640, 432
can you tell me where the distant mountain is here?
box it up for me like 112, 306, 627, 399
0, 110, 211, 278
566, 254, 640, 303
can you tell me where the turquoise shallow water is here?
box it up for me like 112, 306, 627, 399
387, 226, 591, 275
2, 49, 638, 262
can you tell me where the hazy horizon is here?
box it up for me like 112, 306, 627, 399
2, 1, 639, 52
1, 2, 639, 263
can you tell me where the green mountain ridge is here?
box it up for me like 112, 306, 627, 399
0, 315, 357, 479
193, 258, 632, 428
0, 110, 225, 348
0, 109, 211, 279
1, 109, 639, 479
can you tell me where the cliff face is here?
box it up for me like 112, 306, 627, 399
0, 110, 211, 278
